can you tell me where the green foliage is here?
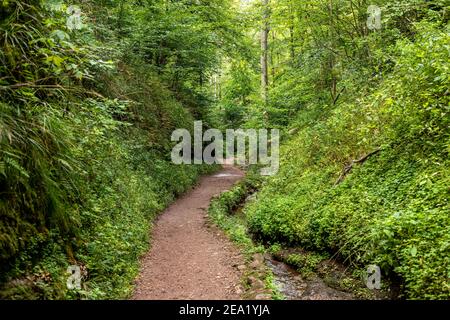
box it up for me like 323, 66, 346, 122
2, 0, 449, 301
285, 252, 326, 277
245, 21, 450, 299
0, 0, 218, 299
208, 171, 263, 254
0, 0, 90, 266
205, 0, 449, 300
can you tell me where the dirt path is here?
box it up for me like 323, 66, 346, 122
132, 165, 245, 300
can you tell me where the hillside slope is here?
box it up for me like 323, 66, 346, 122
245, 22, 450, 299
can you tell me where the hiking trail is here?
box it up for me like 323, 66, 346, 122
133, 165, 245, 300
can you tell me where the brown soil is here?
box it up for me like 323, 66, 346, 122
132, 165, 245, 300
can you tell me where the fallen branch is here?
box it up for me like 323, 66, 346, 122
333, 86, 346, 105
334, 148, 381, 186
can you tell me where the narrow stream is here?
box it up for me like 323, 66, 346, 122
266, 258, 354, 300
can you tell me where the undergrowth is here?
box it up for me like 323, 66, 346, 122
245, 22, 450, 300
0, 0, 215, 299
207, 171, 284, 300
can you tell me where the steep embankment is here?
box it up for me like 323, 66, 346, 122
244, 23, 450, 299
0, 1, 212, 299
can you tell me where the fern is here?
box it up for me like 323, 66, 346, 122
4, 156, 29, 179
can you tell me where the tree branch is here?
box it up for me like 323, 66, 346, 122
334, 148, 381, 186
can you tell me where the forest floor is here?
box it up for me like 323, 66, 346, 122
132, 165, 245, 300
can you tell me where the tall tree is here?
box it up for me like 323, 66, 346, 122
260, 0, 269, 103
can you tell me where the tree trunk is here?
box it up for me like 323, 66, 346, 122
288, 0, 295, 62
260, 0, 269, 103
328, 0, 337, 102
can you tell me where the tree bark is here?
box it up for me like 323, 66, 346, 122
260, 0, 269, 103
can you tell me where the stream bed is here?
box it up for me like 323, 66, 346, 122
266, 258, 354, 300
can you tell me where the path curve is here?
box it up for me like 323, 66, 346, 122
132, 165, 244, 300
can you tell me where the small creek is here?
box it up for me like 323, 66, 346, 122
265, 258, 354, 300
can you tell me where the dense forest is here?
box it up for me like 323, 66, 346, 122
0, 0, 449, 300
